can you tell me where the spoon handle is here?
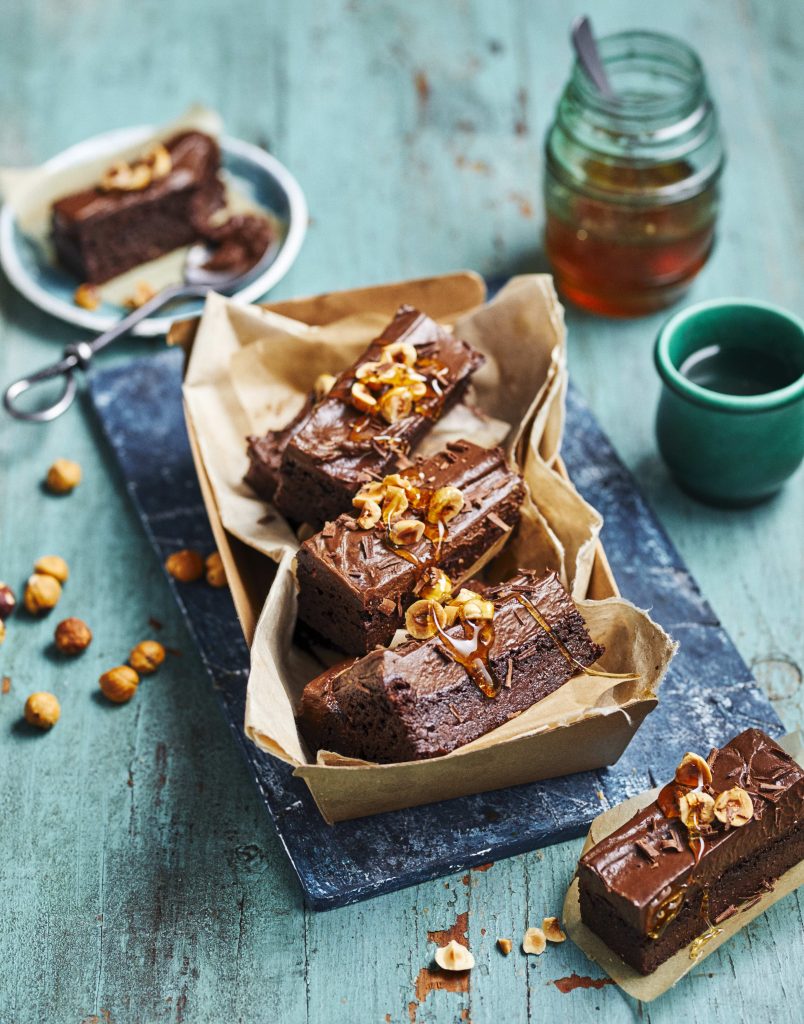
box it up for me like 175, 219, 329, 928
571, 16, 616, 100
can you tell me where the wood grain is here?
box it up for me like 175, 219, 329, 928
0, 1, 801, 1022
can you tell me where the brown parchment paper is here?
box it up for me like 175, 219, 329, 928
0, 105, 277, 304
181, 272, 677, 821
563, 732, 804, 1002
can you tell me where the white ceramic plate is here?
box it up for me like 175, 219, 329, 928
0, 126, 307, 336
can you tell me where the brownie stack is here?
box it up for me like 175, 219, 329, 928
245, 306, 606, 763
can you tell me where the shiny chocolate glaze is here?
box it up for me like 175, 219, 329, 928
578, 729, 804, 936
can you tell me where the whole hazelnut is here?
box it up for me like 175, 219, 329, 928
165, 549, 204, 583
129, 640, 165, 675
0, 582, 16, 620
23, 573, 62, 615
24, 691, 61, 730
45, 459, 82, 494
99, 666, 140, 703
54, 617, 92, 655
74, 283, 100, 311
205, 551, 227, 588
34, 554, 70, 583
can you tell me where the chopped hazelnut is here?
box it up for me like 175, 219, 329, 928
74, 283, 101, 310
23, 574, 62, 615
124, 281, 157, 310
460, 598, 495, 622
427, 486, 464, 524
353, 480, 386, 507
714, 786, 754, 827
356, 499, 382, 530
313, 373, 337, 401
675, 752, 713, 789
34, 554, 69, 583
496, 938, 513, 955
542, 917, 566, 943
129, 640, 165, 675
45, 458, 82, 494
405, 599, 446, 640
350, 381, 377, 413
409, 379, 428, 399
0, 582, 16, 620
205, 551, 227, 588
381, 341, 417, 367
382, 485, 409, 520
54, 617, 92, 655
678, 789, 716, 829
388, 518, 425, 546
99, 666, 139, 703
378, 386, 413, 424
165, 549, 204, 583
449, 588, 482, 607
417, 567, 453, 603
143, 142, 172, 180
24, 691, 61, 729
434, 939, 474, 971
0, 620, 5, 647
522, 927, 547, 955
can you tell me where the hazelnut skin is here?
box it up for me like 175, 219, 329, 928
99, 666, 140, 703
45, 459, 82, 494
129, 640, 165, 675
0, 582, 16, 620
34, 555, 70, 583
24, 691, 61, 729
205, 552, 227, 588
54, 617, 92, 655
23, 574, 62, 615
165, 549, 204, 583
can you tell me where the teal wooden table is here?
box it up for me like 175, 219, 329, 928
1, 2, 802, 1022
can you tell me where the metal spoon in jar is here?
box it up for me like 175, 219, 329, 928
3, 237, 279, 422
571, 16, 616, 101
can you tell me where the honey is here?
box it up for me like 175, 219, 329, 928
543, 31, 724, 317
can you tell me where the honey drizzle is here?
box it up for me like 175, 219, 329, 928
688, 889, 722, 960
433, 613, 499, 698
514, 595, 639, 681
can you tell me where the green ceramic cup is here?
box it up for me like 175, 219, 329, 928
654, 298, 804, 506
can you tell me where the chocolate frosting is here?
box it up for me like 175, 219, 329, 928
579, 729, 804, 935
52, 131, 222, 224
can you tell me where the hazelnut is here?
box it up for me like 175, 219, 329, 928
542, 917, 566, 943
678, 789, 716, 829
388, 519, 425, 546
350, 382, 377, 413
417, 567, 453, 603
382, 485, 409, 520
405, 599, 446, 640
675, 752, 713, 789
381, 341, 417, 366
356, 499, 382, 530
714, 786, 754, 827
427, 486, 464, 524
379, 386, 413, 424
100, 159, 152, 192
355, 361, 383, 384
449, 588, 482, 607
165, 549, 204, 583
124, 281, 157, 310
522, 927, 547, 955
54, 617, 92, 655
460, 598, 495, 622
409, 379, 428, 399
442, 604, 460, 627
0, 582, 17, 620
0, 620, 5, 646
313, 373, 337, 401
496, 938, 513, 955
74, 283, 100, 310
353, 481, 386, 507
99, 666, 139, 703
143, 142, 172, 180
434, 939, 474, 972
129, 640, 166, 675
23, 573, 62, 615
24, 691, 61, 729
205, 551, 227, 588
34, 554, 69, 583
45, 458, 82, 494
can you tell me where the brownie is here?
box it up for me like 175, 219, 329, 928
52, 131, 225, 283
245, 395, 316, 503
270, 306, 485, 526
296, 440, 525, 656
578, 729, 804, 975
297, 569, 604, 762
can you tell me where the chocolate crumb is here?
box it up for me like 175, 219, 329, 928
378, 598, 396, 616
634, 837, 660, 864
322, 522, 337, 537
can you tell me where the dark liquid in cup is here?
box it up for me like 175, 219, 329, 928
679, 345, 798, 396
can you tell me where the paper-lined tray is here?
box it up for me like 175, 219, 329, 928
563, 732, 804, 1001
176, 272, 676, 821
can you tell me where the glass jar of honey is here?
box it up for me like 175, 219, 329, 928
544, 31, 725, 317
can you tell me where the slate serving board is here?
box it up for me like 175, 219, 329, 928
88, 346, 783, 910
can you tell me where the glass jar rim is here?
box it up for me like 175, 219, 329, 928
570, 30, 706, 122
